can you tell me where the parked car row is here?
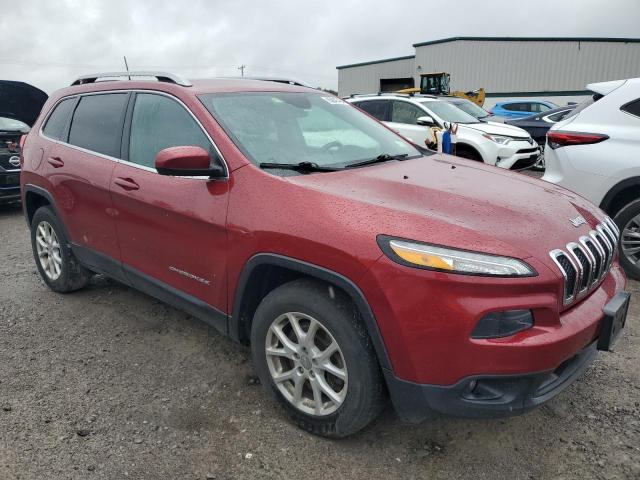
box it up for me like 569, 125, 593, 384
17, 72, 630, 438
347, 93, 541, 170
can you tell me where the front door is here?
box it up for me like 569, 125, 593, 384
387, 100, 434, 145
110, 92, 229, 314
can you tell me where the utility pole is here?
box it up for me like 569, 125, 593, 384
123, 56, 131, 80
238, 65, 246, 77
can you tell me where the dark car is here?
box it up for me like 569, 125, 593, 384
0, 116, 29, 204
505, 105, 575, 169
0, 81, 48, 204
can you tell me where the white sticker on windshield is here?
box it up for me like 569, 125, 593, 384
321, 96, 347, 105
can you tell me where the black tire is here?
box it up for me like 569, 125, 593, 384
614, 199, 640, 281
455, 148, 482, 162
250, 278, 386, 438
30, 206, 92, 293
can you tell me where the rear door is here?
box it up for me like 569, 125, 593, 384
42, 93, 127, 264
110, 91, 229, 313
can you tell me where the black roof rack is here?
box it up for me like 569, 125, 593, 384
70, 71, 192, 87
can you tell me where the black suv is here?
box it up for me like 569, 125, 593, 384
0, 80, 48, 204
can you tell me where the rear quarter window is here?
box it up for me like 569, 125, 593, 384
68, 93, 129, 157
42, 98, 76, 141
621, 98, 640, 118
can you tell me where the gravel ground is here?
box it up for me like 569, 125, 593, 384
0, 200, 638, 480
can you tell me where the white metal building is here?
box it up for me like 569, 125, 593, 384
337, 37, 640, 108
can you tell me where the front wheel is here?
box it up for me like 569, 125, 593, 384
250, 279, 385, 437
614, 199, 640, 281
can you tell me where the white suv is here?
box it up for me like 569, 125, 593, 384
543, 78, 640, 279
347, 94, 539, 170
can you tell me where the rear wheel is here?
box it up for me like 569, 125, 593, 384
614, 199, 640, 280
250, 279, 385, 437
30, 206, 92, 292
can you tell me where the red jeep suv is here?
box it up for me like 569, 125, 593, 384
20, 72, 629, 437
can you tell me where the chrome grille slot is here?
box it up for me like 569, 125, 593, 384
549, 219, 618, 306
592, 229, 611, 274
584, 238, 603, 283
600, 222, 618, 248
568, 243, 591, 292
550, 250, 577, 303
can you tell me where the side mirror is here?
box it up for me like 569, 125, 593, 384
416, 115, 435, 126
155, 146, 225, 177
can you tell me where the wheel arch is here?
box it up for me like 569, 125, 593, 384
599, 177, 640, 217
229, 253, 392, 370
455, 142, 484, 162
23, 184, 55, 225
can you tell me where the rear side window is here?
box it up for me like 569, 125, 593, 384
621, 98, 640, 118
128, 93, 213, 168
355, 100, 389, 121
68, 93, 129, 158
42, 98, 76, 141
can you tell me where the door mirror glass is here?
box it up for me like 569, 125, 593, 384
155, 146, 224, 177
416, 115, 435, 126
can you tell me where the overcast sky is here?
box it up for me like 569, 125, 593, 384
1, 0, 639, 94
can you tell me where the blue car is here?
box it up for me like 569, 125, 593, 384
489, 100, 558, 119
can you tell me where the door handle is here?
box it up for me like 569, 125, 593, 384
47, 157, 64, 168
114, 177, 140, 191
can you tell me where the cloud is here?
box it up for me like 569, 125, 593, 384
1, 0, 639, 94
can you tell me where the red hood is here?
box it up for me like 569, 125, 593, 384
288, 154, 606, 266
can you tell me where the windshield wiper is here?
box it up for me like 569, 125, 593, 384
259, 161, 341, 173
345, 153, 409, 169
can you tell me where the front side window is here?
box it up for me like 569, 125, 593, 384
42, 98, 76, 141
391, 101, 424, 125
546, 109, 571, 122
68, 94, 128, 157
128, 93, 214, 168
200, 92, 419, 169
355, 100, 389, 121
503, 103, 525, 112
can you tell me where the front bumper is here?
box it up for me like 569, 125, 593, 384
495, 142, 540, 170
360, 252, 627, 421
384, 340, 598, 422
0, 171, 21, 203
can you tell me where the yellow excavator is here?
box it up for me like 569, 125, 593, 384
397, 72, 486, 107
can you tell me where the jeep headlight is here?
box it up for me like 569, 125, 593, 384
482, 133, 512, 145
378, 236, 536, 277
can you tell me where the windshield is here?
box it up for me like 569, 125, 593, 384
447, 100, 489, 119
199, 92, 420, 169
419, 101, 479, 124
0, 116, 29, 132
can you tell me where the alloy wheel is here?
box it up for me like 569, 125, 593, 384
265, 312, 348, 416
35, 221, 62, 280
621, 214, 640, 267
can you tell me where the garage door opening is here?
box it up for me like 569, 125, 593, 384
379, 77, 415, 92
